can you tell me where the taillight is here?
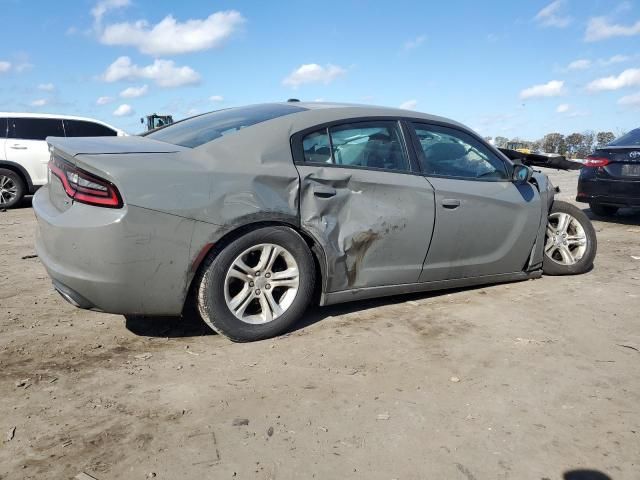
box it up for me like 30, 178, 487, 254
48, 156, 123, 208
583, 155, 610, 168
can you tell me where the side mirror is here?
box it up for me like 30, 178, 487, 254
512, 164, 533, 184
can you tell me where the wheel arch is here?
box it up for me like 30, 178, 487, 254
0, 160, 35, 193
183, 220, 328, 313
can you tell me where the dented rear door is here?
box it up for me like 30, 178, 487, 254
294, 120, 436, 292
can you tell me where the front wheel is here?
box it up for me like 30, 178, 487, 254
543, 200, 597, 275
196, 226, 315, 342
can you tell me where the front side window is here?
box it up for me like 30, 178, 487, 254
146, 104, 307, 148
0, 118, 7, 138
64, 120, 117, 137
412, 123, 508, 180
9, 118, 65, 141
302, 121, 410, 172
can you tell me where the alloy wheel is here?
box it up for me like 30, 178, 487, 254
545, 212, 587, 265
0, 175, 18, 205
224, 243, 300, 324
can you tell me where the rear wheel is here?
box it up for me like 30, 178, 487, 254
196, 226, 315, 342
589, 202, 618, 217
543, 200, 597, 275
0, 169, 25, 209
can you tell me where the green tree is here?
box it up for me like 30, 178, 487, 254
565, 133, 584, 157
596, 131, 615, 147
542, 133, 565, 154
578, 130, 595, 157
494, 136, 509, 148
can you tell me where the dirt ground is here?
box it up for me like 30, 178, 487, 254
1, 169, 639, 480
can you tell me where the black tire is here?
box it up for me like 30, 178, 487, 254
0, 168, 25, 209
543, 200, 597, 276
196, 226, 315, 342
589, 202, 618, 217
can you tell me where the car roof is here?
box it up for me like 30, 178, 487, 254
0, 111, 123, 132
260, 101, 469, 132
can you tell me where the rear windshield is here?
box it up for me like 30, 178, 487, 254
145, 104, 307, 148
608, 128, 640, 147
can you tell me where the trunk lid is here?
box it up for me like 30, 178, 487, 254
46, 135, 183, 158
596, 147, 640, 180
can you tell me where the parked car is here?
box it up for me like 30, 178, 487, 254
33, 102, 597, 342
577, 128, 640, 216
0, 113, 126, 208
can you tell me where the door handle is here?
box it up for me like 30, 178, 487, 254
10, 145, 27, 150
312, 186, 337, 198
442, 199, 461, 209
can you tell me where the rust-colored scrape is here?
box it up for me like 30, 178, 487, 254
345, 230, 381, 286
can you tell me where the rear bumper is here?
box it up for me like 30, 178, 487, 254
33, 187, 198, 315
577, 174, 640, 207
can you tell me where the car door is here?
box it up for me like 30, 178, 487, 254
6, 117, 65, 185
293, 119, 436, 292
409, 122, 542, 282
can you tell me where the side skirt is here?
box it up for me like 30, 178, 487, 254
320, 270, 543, 306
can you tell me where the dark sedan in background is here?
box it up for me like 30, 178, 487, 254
578, 128, 640, 216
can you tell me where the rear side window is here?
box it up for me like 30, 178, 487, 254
64, 120, 117, 137
608, 128, 640, 147
146, 104, 307, 148
302, 121, 410, 172
8, 118, 64, 140
0, 118, 6, 138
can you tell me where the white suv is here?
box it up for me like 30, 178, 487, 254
0, 113, 126, 208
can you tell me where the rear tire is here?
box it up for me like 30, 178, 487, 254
0, 168, 25, 209
589, 202, 618, 217
196, 226, 315, 342
543, 200, 597, 276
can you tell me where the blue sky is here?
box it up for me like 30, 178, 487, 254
1, 0, 639, 138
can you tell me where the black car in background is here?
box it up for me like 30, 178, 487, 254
577, 128, 640, 216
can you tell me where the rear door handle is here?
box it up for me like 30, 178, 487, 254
442, 198, 461, 209
10, 145, 27, 150
312, 186, 337, 198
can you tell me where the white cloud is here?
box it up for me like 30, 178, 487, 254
283, 63, 346, 88
600, 54, 630, 65
556, 103, 570, 113
120, 84, 148, 98
92, 0, 130, 28
209, 95, 224, 102
37, 83, 55, 92
535, 1, 571, 28
398, 99, 418, 110
403, 35, 426, 50
13, 62, 33, 73
585, 16, 640, 42
102, 56, 200, 87
618, 91, 640, 107
31, 99, 48, 107
96, 96, 114, 105
520, 80, 565, 99
567, 59, 591, 70
113, 104, 134, 116
0, 61, 11, 73
587, 68, 640, 91
100, 10, 245, 56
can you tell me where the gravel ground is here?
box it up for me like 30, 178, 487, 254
1, 169, 639, 480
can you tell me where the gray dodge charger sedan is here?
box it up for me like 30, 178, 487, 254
34, 102, 597, 341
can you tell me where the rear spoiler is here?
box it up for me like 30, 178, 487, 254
498, 148, 582, 171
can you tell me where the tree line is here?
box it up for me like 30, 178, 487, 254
486, 131, 623, 158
